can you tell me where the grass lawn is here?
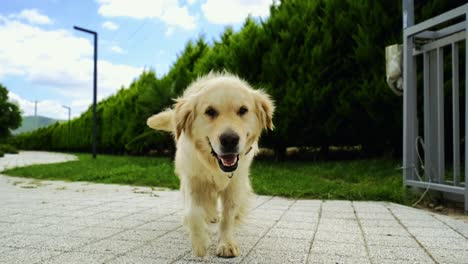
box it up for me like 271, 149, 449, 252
2, 153, 411, 204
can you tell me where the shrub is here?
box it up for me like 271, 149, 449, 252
125, 130, 174, 155
0, 144, 18, 154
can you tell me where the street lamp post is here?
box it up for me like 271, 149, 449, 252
62, 105, 71, 151
73, 26, 98, 159
34, 100, 38, 130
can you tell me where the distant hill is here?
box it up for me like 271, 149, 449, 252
12, 116, 64, 135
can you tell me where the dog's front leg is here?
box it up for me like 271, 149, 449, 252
205, 191, 220, 223
183, 180, 211, 257
217, 182, 249, 258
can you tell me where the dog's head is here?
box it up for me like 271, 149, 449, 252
175, 75, 274, 173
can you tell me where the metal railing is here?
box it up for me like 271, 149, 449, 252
403, 3, 468, 212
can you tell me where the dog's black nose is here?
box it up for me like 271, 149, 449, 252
219, 130, 239, 153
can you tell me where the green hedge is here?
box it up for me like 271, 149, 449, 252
11, 0, 463, 158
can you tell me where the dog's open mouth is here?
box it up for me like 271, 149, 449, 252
216, 153, 239, 172
208, 138, 239, 173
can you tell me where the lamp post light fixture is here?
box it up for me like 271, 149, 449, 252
62, 105, 71, 123
73, 25, 98, 159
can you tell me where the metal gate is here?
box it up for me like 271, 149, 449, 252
403, 2, 468, 212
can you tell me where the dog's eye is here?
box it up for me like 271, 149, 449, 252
205, 107, 218, 118
238, 106, 248, 116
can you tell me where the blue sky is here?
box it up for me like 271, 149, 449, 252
0, 0, 272, 119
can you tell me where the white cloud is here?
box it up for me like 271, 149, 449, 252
160, 5, 195, 30
15, 9, 53, 25
201, 0, 271, 24
187, 0, 196, 5
71, 99, 91, 109
98, 61, 140, 96
110, 45, 125, 54
97, 0, 196, 30
165, 27, 174, 37
8, 92, 74, 119
0, 19, 92, 81
102, 21, 119, 30
0, 16, 142, 119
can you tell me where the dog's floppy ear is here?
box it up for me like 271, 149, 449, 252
174, 97, 196, 139
253, 90, 275, 130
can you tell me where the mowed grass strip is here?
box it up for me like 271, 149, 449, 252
2, 154, 409, 203
2, 154, 179, 189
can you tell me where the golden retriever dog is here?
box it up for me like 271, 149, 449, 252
146, 72, 274, 258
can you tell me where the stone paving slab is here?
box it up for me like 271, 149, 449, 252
0, 151, 467, 264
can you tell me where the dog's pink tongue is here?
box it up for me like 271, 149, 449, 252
220, 155, 237, 167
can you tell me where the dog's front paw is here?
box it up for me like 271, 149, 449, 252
217, 240, 240, 258
191, 234, 210, 257
192, 243, 207, 257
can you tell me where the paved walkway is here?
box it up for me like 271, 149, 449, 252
0, 152, 467, 264
0, 151, 76, 172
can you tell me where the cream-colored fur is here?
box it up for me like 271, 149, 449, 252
147, 72, 274, 258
